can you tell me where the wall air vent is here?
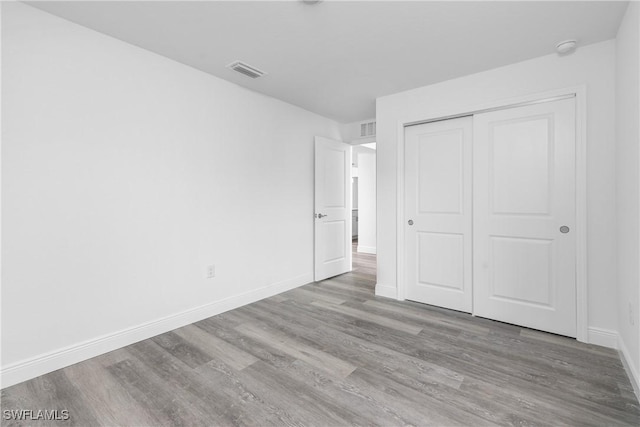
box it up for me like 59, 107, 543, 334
360, 121, 376, 138
226, 61, 267, 79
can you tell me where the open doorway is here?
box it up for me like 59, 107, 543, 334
351, 143, 376, 280
312, 128, 377, 292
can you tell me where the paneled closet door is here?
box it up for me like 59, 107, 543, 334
473, 98, 577, 337
404, 116, 473, 313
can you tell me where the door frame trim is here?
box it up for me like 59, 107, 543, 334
395, 86, 588, 343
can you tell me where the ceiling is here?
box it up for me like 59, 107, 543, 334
27, 1, 628, 123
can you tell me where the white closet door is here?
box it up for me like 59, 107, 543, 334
473, 98, 577, 337
404, 116, 473, 313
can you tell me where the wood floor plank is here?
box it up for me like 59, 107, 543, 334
15, 370, 101, 427
318, 278, 376, 299
2, 244, 638, 426
194, 359, 304, 427
106, 356, 214, 427
194, 317, 299, 370
520, 327, 618, 358
310, 300, 423, 335
288, 297, 640, 425
234, 322, 357, 378
233, 360, 366, 426
62, 357, 159, 426
274, 358, 421, 426
173, 323, 258, 371
125, 339, 265, 426
362, 298, 491, 336
286, 286, 347, 305
150, 330, 213, 369
1, 373, 100, 427
347, 366, 491, 426
266, 294, 290, 303
284, 283, 360, 305
245, 299, 465, 390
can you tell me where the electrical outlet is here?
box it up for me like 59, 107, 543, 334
629, 302, 635, 326
206, 264, 216, 279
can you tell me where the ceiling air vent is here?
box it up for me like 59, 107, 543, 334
226, 61, 267, 79
360, 121, 376, 138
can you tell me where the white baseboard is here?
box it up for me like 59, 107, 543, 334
0, 273, 312, 389
357, 246, 376, 254
375, 283, 397, 299
587, 327, 618, 349
618, 335, 640, 400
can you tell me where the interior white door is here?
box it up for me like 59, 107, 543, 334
473, 98, 576, 337
404, 116, 473, 312
314, 136, 352, 281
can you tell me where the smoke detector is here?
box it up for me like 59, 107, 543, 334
556, 40, 577, 55
226, 61, 267, 79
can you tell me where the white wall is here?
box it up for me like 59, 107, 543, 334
1, 3, 341, 386
376, 40, 617, 341
356, 147, 376, 255
616, 1, 640, 392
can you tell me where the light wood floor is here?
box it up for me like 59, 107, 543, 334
2, 244, 639, 426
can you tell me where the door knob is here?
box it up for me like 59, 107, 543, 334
408, 220, 414, 226
317, 213, 328, 218
560, 225, 570, 233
